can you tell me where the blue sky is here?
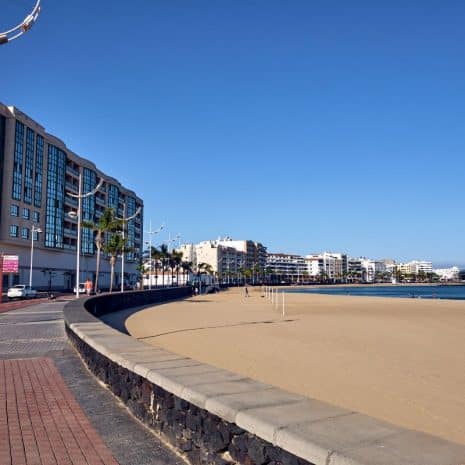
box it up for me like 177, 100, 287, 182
2, 1, 465, 265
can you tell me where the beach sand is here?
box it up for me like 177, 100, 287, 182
122, 287, 465, 445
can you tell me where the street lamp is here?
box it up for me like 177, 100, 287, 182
0, 0, 41, 45
67, 173, 103, 298
29, 224, 42, 288
146, 221, 164, 290
117, 203, 142, 293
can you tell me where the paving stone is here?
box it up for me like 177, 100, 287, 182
0, 301, 186, 465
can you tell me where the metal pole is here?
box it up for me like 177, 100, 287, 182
75, 173, 82, 299
148, 220, 152, 290
29, 229, 34, 288
121, 202, 126, 293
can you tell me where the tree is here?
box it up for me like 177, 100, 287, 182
82, 208, 121, 292
242, 268, 252, 284
181, 261, 193, 285
149, 246, 162, 287
104, 233, 127, 293
170, 250, 183, 286
159, 244, 170, 287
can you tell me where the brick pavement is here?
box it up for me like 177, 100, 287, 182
1, 357, 119, 465
0, 301, 186, 465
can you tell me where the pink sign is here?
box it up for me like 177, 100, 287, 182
2, 255, 19, 273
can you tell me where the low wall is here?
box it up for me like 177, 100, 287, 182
64, 288, 465, 465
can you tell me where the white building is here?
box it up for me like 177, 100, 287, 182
433, 266, 460, 281
306, 252, 347, 280
360, 258, 386, 283
175, 240, 246, 283
397, 260, 433, 276
266, 253, 307, 282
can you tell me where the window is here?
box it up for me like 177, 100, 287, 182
21, 227, 29, 239
32, 211, 40, 223
32, 230, 39, 241
9, 225, 18, 237
22, 208, 30, 219
45, 145, 65, 248
12, 121, 24, 201
10, 205, 19, 216
34, 135, 44, 207
24, 128, 34, 204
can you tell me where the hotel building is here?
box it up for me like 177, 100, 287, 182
306, 252, 348, 280
0, 104, 143, 290
266, 253, 307, 282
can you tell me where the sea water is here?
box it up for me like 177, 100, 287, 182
289, 285, 465, 300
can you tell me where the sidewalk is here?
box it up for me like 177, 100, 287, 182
0, 301, 185, 465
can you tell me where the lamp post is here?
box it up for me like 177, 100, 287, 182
29, 224, 42, 288
117, 203, 142, 293
67, 173, 103, 298
0, 0, 41, 45
146, 221, 164, 290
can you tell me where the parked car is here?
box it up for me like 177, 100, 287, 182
73, 283, 86, 294
7, 285, 38, 300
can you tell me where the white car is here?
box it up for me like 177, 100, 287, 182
73, 283, 86, 294
7, 285, 38, 300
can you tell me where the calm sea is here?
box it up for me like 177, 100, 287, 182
289, 285, 465, 300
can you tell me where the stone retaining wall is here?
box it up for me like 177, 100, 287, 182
64, 289, 465, 465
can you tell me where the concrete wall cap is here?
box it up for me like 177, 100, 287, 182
205, 387, 306, 424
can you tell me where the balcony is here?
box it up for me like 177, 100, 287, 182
65, 181, 78, 193
65, 195, 78, 207
64, 227, 77, 237
66, 165, 80, 177
95, 196, 106, 207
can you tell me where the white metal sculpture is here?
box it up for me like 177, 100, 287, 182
0, 0, 41, 45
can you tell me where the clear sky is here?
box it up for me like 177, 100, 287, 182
2, 1, 464, 265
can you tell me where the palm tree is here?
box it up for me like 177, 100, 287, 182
181, 261, 193, 285
104, 233, 127, 293
159, 244, 170, 287
242, 268, 252, 285
170, 250, 183, 286
82, 208, 121, 292
149, 246, 162, 287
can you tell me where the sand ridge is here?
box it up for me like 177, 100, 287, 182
123, 287, 465, 445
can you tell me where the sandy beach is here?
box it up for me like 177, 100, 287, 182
121, 287, 465, 445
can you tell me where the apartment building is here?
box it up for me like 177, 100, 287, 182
397, 260, 433, 276
433, 266, 460, 281
306, 252, 348, 280
0, 103, 143, 290
215, 238, 267, 270
266, 253, 307, 281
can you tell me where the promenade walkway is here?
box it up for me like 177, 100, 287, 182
0, 299, 185, 465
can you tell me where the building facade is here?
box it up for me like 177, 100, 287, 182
266, 253, 307, 282
0, 104, 143, 290
432, 267, 459, 281
215, 238, 267, 270
306, 252, 348, 281
397, 260, 433, 276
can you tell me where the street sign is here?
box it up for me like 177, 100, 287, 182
2, 255, 19, 273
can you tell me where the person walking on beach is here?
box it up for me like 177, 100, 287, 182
245, 287, 249, 297
85, 278, 93, 296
